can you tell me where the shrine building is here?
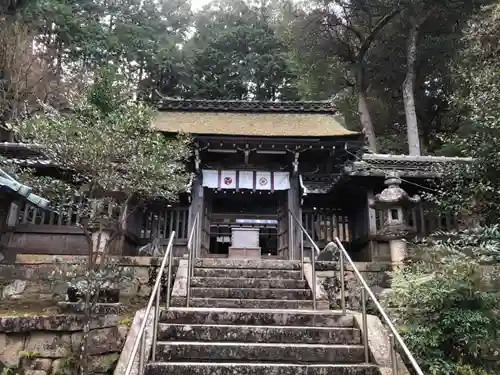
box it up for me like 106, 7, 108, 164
0, 99, 469, 263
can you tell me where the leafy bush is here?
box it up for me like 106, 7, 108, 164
386, 227, 500, 375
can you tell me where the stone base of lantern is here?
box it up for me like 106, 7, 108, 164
390, 239, 407, 269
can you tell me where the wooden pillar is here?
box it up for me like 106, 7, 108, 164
287, 176, 301, 260
1, 196, 17, 248
366, 190, 377, 261
188, 175, 204, 258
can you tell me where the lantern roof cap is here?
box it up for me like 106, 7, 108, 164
369, 172, 420, 209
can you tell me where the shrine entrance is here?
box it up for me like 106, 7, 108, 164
200, 170, 292, 259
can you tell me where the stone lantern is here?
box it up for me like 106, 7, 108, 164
369, 173, 420, 267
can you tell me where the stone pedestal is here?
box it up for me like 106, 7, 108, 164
390, 239, 407, 266
228, 247, 261, 259
229, 227, 261, 259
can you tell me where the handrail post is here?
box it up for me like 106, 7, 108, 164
193, 217, 198, 279
334, 237, 425, 375
186, 240, 192, 308
288, 212, 294, 260
311, 246, 317, 310
186, 213, 199, 308
340, 250, 346, 314
361, 288, 369, 363
166, 239, 174, 309
151, 284, 160, 361
300, 230, 304, 280
390, 334, 398, 375
124, 232, 176, 375
138, 317, 146, 375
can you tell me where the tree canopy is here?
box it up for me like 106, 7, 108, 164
1, 0, 496, 154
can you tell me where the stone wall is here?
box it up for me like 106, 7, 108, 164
0, 314, 129, 375
316, 261, 392, 312
0, 254, 172, 304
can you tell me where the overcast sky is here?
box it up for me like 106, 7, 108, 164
191, 0, 212, 10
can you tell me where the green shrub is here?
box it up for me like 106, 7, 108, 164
386, 227, 500, 375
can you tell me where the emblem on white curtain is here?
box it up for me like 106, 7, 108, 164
202, 170, 290, 191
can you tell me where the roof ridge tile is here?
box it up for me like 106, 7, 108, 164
158, 99, 337, 114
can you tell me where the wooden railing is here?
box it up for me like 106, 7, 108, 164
15, 197, 126, 227
139, 207, 189, 241
16, 197, 88, 226
302, 208, 350, 245
15, 198, 190, 242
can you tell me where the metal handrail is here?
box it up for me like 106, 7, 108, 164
186, 212, 200, 307
288, 209, 423, 374
333, 237, 425, 375
288, 210, 320, 310
124, 232, 176, 375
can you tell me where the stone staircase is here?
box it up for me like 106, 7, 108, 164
145, 258, 380, 375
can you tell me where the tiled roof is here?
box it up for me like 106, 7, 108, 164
155, 100, 358, 137
300, 174, 342, 195
0, 169, 49, 208
344, 153, 475, 178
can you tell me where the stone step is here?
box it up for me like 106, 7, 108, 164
193, 268, 302, 279
145, 363, 380, 375
172, 298, 329, 310
191, 277, 307, 289
195, 259, 301, 270
160, 308, 355, 327
190, 287, 312, 300
157, 323, 361, 344
155, 342, 366, 363
57, 302, 122, 315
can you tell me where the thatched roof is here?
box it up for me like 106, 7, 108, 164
154, 99, 358, 138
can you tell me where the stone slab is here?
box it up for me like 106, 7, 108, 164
145, 363, 380, 375
190, 287, 312, 300
171, 297, 329, 310
155, 342, 366, 363
352, 313, 412, 375
194, 259, 301, 270
159, 308, 353, 327
172, 259, 188, 298
191, 277, 307, 289
0, 332, 24, 367
193, 268, 301, 279
24, 332, 72, 358
228, 247, 261, 259
113, 308, 155, 375
57, 302, 122, 315
157, 323, 361, 344
0, 315, 119, 333
14, 254, 166, 267
304, 263, 329, 302
315, 262, 392, 272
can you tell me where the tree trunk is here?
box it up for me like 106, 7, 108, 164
358, 89, 378, 152
403, 16, 421, 156
353, 9, 401, 153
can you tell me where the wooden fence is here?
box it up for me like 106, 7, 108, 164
302, 208, 351, 245
139, 207, 189, 241
8, 198, 190, 255
16, 197, 87, 226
